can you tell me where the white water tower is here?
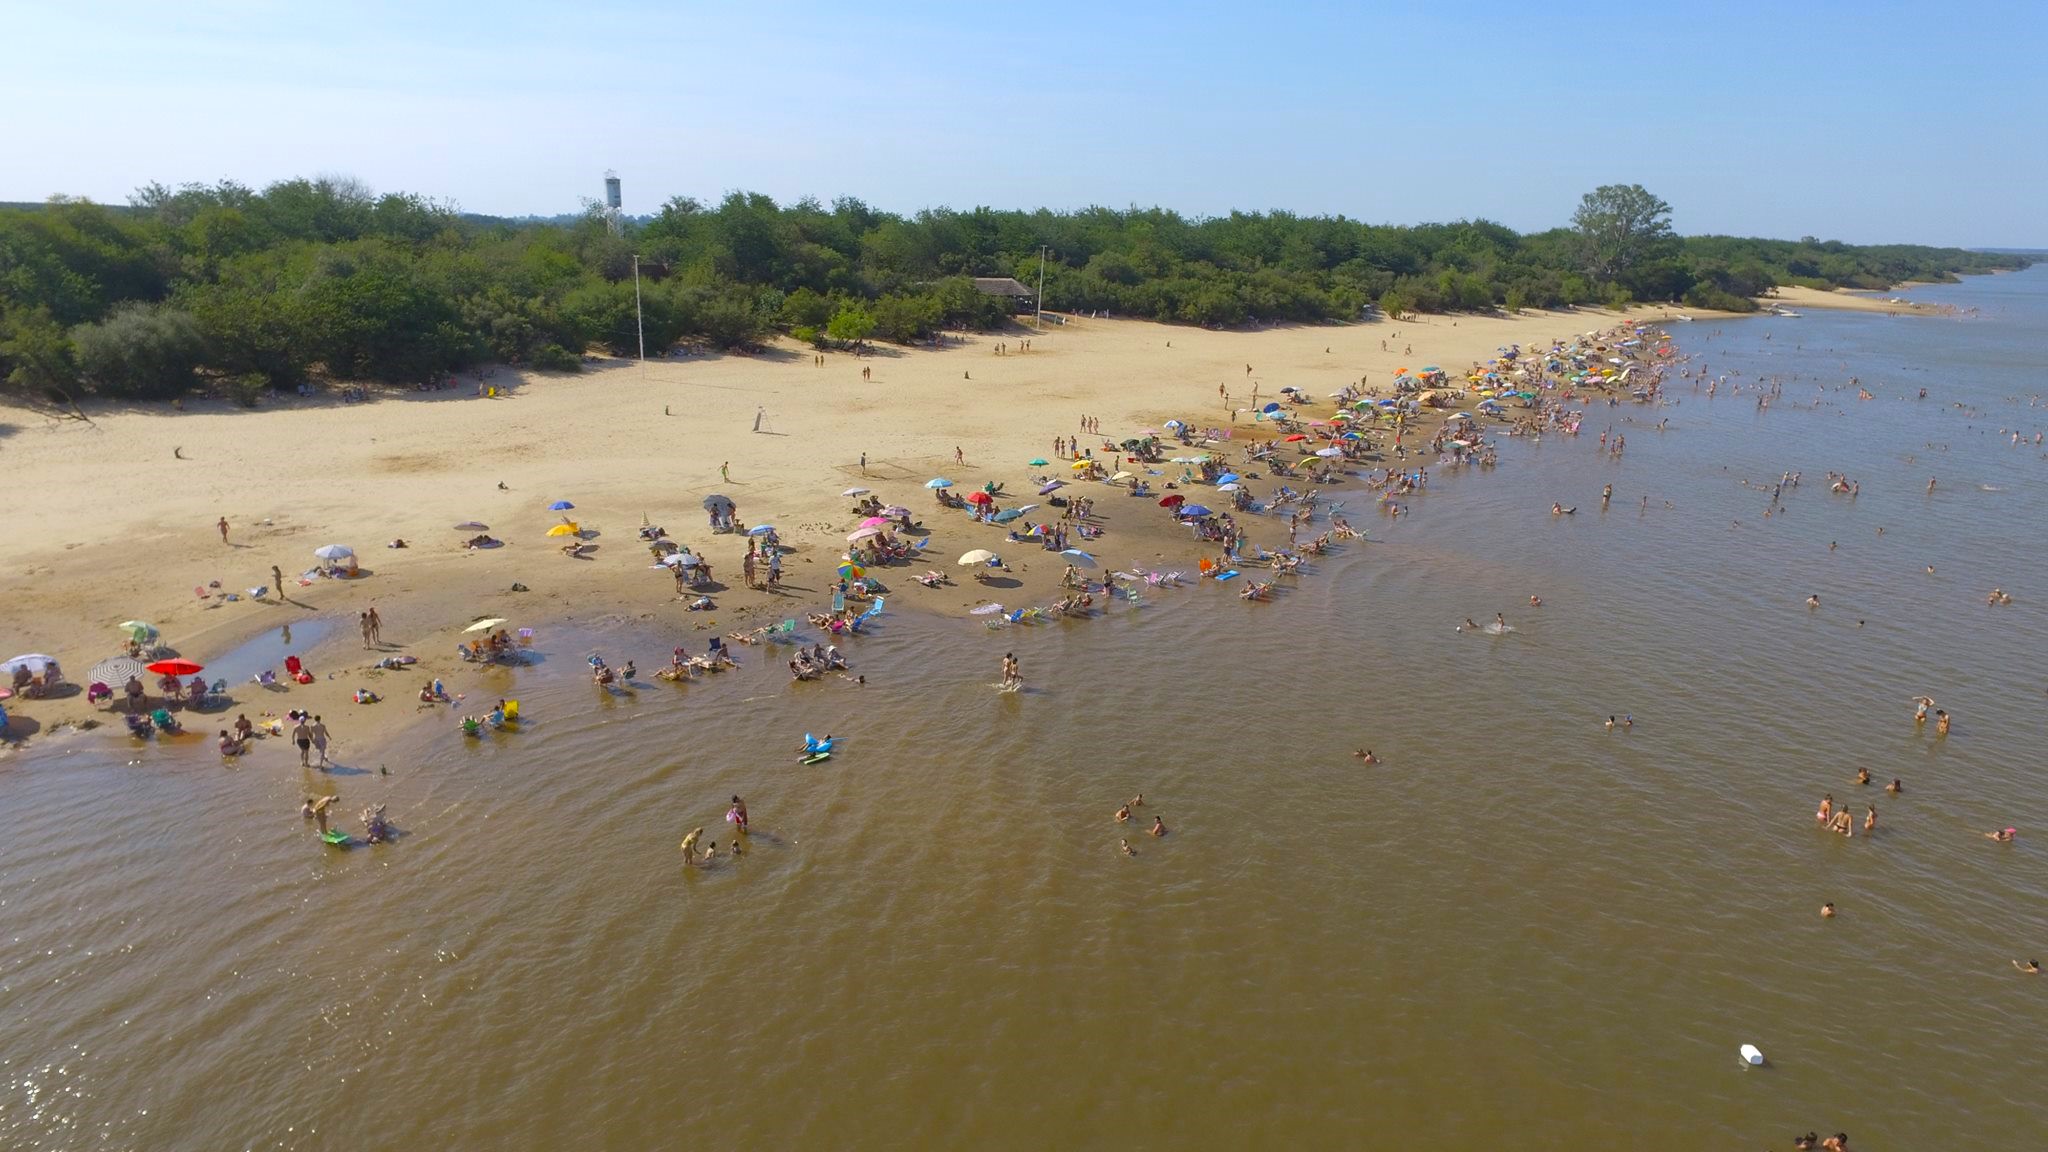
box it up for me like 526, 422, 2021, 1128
603, 170, 623, 236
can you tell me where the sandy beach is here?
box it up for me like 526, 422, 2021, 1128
2, 302, 1703, 746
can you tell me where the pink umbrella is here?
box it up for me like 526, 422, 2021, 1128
859, 516, 891, 528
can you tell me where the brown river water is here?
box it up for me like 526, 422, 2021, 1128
5, 269, 2047, 1149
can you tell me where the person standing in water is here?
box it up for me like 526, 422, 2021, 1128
309, 715, 331, 767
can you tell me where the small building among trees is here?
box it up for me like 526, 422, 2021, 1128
971, 277, 1036, 312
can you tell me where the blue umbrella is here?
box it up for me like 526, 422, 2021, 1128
1060, 549, 1097, 568
548, 500, 575, 511
925, 478, 953, 489
1180, 504, 1212, 517
1215, 473, 1240, 485
1261, 402, 1281, 413
747, 524, 777, 536
992, 508, 1026, 523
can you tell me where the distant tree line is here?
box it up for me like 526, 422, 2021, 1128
0, 178, 2028, 402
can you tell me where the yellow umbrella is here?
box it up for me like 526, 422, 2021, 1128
1070, 460, 1091, 470
547, 523, 579, 537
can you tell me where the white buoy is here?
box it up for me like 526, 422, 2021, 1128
1740, 1044, 1765, 1066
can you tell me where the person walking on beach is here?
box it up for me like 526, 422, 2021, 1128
859, 452, 868, 475
954, 446, 965, 466
272, 565, 285, 599
310, 715, 331, 767
368, 606, 383, 645
359, 612, 373, 649
720, 461, 730, 483
218, 516, 229, 544
292, 717, 313, 768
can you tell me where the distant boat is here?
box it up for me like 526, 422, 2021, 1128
1673, 314, 1694, 322
1771, 308, 1802, 317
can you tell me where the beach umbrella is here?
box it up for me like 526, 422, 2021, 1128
1163, 419, 1185, 430
926, 477, 953, 489
842, 487, 870, 497
847, 527, 884, 542
966, 491, 994, 505
1261, 402, 1281, 413
702, 494, 735, 512
1070, 460, 1092, 470
958, 549, 998, 566
859, 516, 891, 528
837, 563, 865, 579
1215, 473, 1240, 485
1028, 458, 1049, 467
89, 657, 145, 687
1159, 495, 1185, 506
1013, 504, 1040, 515
969, 602, 1007, 616
1284, 434, 1309, 442
880, 506, 910, 518
1315, 447, 1343, 457
454, 521, 490, 531
747, 524, 778, 536
465, 618, 508, 633
313, 544, 354, 560
1110, 471, 1133, 480
1060, 549, 1098, 568
146, 658, 203, 676
1217, 483, 1241, 492
2, 654, 58, 676
548, 500, 575, 511
1039, 480, 1065, 494
1180, 504, 1212, 517
118, 620, 157, 642
991, 508, 1026, 523
546, 524, 579, 537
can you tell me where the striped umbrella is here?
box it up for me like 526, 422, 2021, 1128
89, 657, 145, 687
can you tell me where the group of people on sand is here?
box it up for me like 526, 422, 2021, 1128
1112, 794, 1166, 856
458, 628, 518, 664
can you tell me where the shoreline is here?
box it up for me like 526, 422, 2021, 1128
1, 301, 1705, 756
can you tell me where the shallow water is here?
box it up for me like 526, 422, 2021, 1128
4, 269, 2047, 1149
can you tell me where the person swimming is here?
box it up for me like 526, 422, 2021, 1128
1605, 716, 1616, 731
2014, 959, 2041, 973
1119, 839, 1136, 857
1856, 767, 1871, 785
1817, 794, 1834, 824
1985, 827, 2016, 842
1912, 696, 1933, 724
1885, 778, 1902, 794
1149, 816, 1167, 837
1806, 594, 1820, 609
1115, 804, 1131, 823
1353, 749, 1378, 764
1935, 710, 1951, 735
1821, 902, 1835, 919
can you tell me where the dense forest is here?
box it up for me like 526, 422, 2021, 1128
0, 178, 2028, 403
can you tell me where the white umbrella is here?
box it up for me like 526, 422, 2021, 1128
847, 527, 884, 543
1110, 471, 1133, 481
958, 549, 998, 566
842, 487, 870, 497
969, 603, 1007, 615
1060, 549, 1098, 568
1315, 447, 1343, 457
1217, 483, 1241, 492
465, 618, 508, 633
313, 544, 354, 560
89, 657, 145, 686
747, 524, 777, 536
2, 654, 58, 674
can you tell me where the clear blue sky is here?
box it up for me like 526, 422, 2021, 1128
6, 0, 2043, 245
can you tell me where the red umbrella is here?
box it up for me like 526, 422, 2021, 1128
1158, 495, 1185, 506
1284, 433, 1309, 442
147, 658, 203, 676
966, 491, 994, 505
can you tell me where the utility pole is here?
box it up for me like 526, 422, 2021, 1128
632, 254, 646, 363
1035, 245, 1047, 331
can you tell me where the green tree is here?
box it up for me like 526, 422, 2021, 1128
1571, 184, 1675, 285
70, 302, 205, 399
826, 303, 876, 348
0, 305, 78, 394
